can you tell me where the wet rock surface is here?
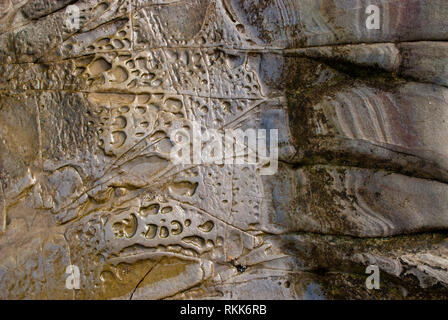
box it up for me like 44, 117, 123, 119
0, 0, 447, 299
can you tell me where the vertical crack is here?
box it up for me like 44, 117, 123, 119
129, 258, 162, 300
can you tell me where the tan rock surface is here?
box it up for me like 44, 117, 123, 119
0, 0, 448, 299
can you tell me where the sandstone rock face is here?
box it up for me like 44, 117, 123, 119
0, 0, 448, 299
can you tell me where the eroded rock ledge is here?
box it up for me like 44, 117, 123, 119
0, 0, 447, 299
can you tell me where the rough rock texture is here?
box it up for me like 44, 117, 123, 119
0, 0, 448, 299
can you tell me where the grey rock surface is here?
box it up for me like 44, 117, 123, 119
0, 0, 448, 299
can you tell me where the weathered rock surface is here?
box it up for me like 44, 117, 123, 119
0, 0, 448, 299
